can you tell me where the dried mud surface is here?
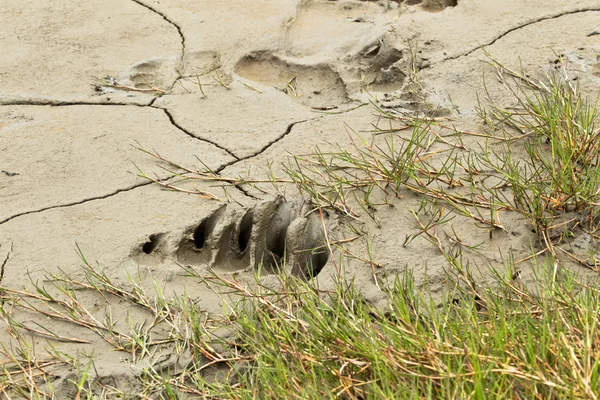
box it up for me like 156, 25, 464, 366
2, 0, 600, 394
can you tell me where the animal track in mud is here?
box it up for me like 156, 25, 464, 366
94, 56, 179, 95
401, 0, 458, 11
338, 0, 457, 12
235, 52, 348, 108
235, 0, 455, 106
132, 197, 330, 279
95, 51, 222, 96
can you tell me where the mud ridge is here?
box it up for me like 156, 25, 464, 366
442, 7, 600, 62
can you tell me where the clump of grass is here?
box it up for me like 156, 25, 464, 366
478, 58, 600, 236
199, 256, 600, 399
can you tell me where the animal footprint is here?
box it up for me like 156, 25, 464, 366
235, 52, 348, 108
132, 197, 330, 279
402, 0, 458, 11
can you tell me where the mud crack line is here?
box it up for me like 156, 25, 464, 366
0, 164, 239, 225
228, 117, 322, 167
0, 242, 13, 284
1, 102, 235, 160
156, 107, 239, 159
0, 99, 153, 107
212, 117, 321, 200
129, 0, 185, 63
0, 182, 152, 226
240, 117, 322, 161
445, 7, 600, 61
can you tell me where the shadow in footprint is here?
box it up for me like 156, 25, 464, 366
237, 209, 254, 254
177, 205, 227, 266
142, 233, 165, 255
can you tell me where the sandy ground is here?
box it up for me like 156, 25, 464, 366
1, 0, 600, 395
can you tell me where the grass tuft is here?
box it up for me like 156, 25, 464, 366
182, 258, 600, 399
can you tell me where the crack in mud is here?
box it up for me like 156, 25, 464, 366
0, 242, 13, 284
0, 183, 155, 226
0, 101, 240, 160
148, 96, 160, 107
442, 7, 600, 62
0, 109, 320, 224
212, 118, 322, 200
233, 185, 260, 200
0, 99, 153, 107
236, 117, 322, 164
128, 0, 188, 106
0, 155, 241, 226
215, 117, 321, 174
129, 0, 186, 63
156, 106, 239, 159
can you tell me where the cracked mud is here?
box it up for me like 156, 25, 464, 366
2, 0, 600, 395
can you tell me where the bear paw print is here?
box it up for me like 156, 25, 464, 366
132, 196, 330, 280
